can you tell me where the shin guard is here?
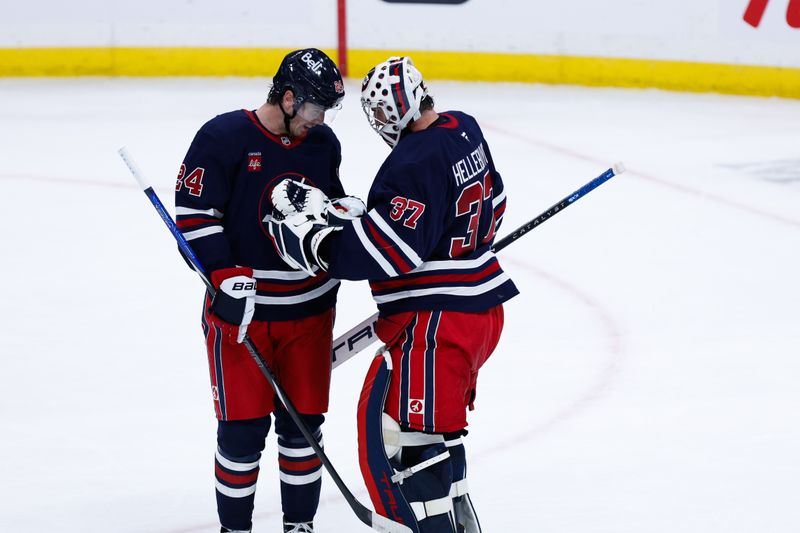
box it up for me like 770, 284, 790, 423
274, 406, 324, 523
216, 417, 271, 532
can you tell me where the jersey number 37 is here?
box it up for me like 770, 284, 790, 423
450, 173, 496, 258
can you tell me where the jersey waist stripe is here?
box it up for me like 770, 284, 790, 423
184, 225, 224, 241
251, 267, 321, 280
370, 267, 504, 302
370, 259, 501, 292
176, 206, 224, 218
255, 278, 340, 305
410, 250, 496, 274
257, 277, 328, 294
177, 217, 220, 229
372, 271, 511, 304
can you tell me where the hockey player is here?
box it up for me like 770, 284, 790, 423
268, 56, 519, 532
175, 49, 361, 533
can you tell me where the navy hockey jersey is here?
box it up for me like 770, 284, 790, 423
327, 111, 519, 316
176, 109, 344, 321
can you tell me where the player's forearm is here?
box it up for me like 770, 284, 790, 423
325, 224, 409, 282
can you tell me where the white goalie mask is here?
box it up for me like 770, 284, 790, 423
361, 56, 429, 148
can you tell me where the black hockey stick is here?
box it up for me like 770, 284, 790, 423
119, 148, 411, 533
331, 162, 626, 368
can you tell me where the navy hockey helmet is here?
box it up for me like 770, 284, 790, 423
268, 48, 345, 112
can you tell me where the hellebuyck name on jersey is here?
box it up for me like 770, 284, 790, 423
175, 109, 346, 321
327, 111, 518, 315
451, 142, 489, 187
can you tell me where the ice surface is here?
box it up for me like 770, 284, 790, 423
1, 77, 798, 532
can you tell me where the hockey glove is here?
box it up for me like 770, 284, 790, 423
271, 178, 366, 226
329, 195, 367, 225
209, 267, 257, 344
271, 178, 330, 221
267, 212, 341, 277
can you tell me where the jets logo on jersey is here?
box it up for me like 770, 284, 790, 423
247, 152, 262, 172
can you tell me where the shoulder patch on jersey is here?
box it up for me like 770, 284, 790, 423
247, 152, 262, 172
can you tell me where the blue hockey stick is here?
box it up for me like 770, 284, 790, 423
331, 162, 626, 367
119, 147, 411, 533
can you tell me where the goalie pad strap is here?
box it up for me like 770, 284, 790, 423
391, 450, 450, 484
410, 495, 455, 521
450, 478, 469, 498
444, 436, 463, 448
384, 431, 445, 449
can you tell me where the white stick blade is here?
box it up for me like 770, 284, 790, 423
612, 161, 626, 175
370, 512, 414, 533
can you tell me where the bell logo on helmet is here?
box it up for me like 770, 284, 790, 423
334, 80, 344, 94
301, 51, 324, 74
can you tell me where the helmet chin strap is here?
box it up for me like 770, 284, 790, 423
278, 92, 298, 136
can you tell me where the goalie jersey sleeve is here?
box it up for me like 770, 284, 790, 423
327, 111, 518, 315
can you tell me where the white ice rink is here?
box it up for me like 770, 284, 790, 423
1, 77, 799, 532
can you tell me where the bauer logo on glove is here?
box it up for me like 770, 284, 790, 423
209, 267, 257, 344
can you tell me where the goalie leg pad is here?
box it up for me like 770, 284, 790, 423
358, 351, 457, 532
446, 435, 482, 533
